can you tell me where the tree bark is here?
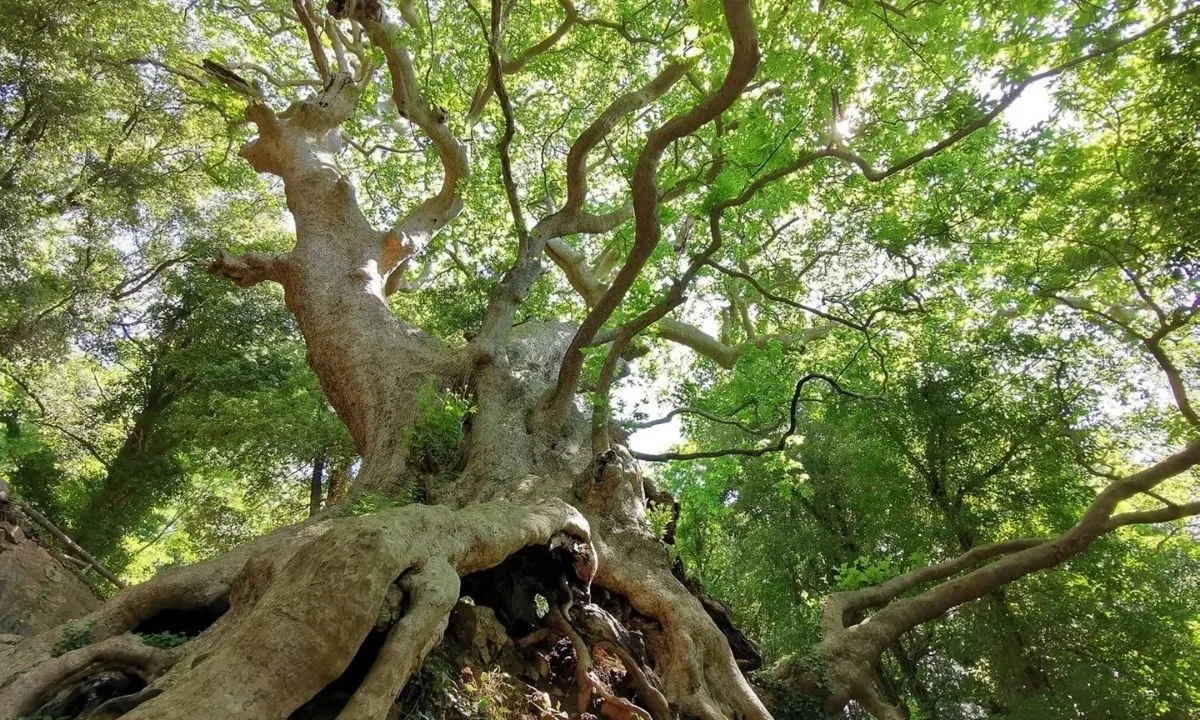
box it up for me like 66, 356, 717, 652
0, 7, 771, 713
308, 456, 325, 518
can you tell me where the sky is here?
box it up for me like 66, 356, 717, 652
623, 81, 1059, 457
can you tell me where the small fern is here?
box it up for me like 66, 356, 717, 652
52, 619, 94, 656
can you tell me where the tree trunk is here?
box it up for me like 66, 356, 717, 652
308, 456, 325, 518
70, 363, 182, 566
0, 69, 770, 720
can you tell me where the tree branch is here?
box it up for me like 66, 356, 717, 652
467, 0, 580, 119
208, 249, 290, 287
292, 0, 331, 83
825, 6, 1197, 182
350, 8, 470, 280
818, 438, 1200, 717
548, 0, 761, 427
632, 373, 875, 461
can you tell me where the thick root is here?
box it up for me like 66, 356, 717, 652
2, 485, 767, 720
0, 516, 318, 703
593, 528, 772, 720
336, 561, 459, 719
0, 634, 180, 718
0, 499, 592, 720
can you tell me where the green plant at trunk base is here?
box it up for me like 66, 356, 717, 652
52, 619, 95, 656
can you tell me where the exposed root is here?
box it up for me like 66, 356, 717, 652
2, 482, 768, 720
549, 607, 653, 720
97, 499, 586, 720
337, 561, 459, 719
0, 634, 180, 719
593, 528, 772, 720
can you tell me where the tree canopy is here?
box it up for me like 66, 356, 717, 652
1, 0, 1198, 718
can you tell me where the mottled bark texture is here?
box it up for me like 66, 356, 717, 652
9, 1, 1193, 716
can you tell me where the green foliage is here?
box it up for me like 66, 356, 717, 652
833, 557, 901, 592
3, 0, 1199, 715
340, 490, 406, 518
52, 619, 95, 656
753, 653, 829, 719
645, 502, 675, 542
460, 669, 514, 720
405, 382, 472, 475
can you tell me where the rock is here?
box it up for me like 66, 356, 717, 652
374, 582, 405, 630
0, 528, 100, 636
444, 600, 513, 670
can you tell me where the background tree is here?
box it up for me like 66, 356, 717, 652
0, 1, 1197, 719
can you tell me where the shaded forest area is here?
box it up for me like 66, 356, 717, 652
1, 0, 1198, 719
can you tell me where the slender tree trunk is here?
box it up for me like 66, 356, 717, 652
71, 366, 182, 565
929, 489, 1052, 699
308, 456, 325, 517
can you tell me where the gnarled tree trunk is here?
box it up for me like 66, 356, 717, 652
0, 2, 770, 715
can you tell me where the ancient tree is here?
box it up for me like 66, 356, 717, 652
2, 1, 1198, 719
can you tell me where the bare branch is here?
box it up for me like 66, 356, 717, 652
629, 400, 765, 434
1143, 334, 1200, 429
632, 373, 876, 461
16, 502, 125, 589
708, 259, 869, 331
463, 0, 544, 360
228, 61, 322, 89
125, 58, 206, 85
109, 254, 194, 300
1046, 291, 1200, 428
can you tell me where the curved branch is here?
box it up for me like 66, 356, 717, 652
464, 0, 540, 359
708, 259, 869, 331
292, 0, 331, 82
563, 62, 690, 212
632, 373, 876, 461
467, 0, 579, 118
818, 439, 1200, 717
1144, 336, 1200, 429
628, 400, 761, 434
355, 12, 470, 274
548, 0, 761, 426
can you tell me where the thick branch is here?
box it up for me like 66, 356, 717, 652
819, 439, 1200, 717
548, 0, 761, 426
208, 250, 290, 287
